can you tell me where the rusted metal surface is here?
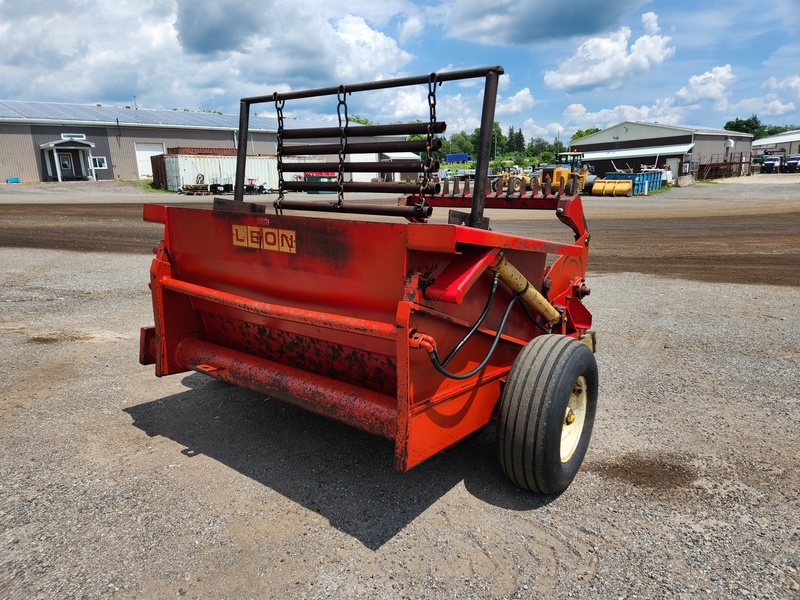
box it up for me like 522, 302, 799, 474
142, 66, 594, 475
158, 276, 397, 341
141, 203, 591, 470
175, 338, 398, 439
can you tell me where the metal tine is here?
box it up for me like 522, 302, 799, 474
441, 178, 450, 196
452, 177, 461, 196
544, 176, 552, 197
462, 177, 471, 197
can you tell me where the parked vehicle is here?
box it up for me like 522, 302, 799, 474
784, 155, 800, 173
761, 156, 783, 173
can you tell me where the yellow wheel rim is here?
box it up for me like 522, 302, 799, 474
561, 375, 587, 462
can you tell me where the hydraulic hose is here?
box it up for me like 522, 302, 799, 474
441, 275, 499, 367
425, 291, 521, 381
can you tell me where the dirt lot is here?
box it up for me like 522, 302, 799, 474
1, 176, 798, 286
1, 176, 798, 598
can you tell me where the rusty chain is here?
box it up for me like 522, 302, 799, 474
336, 86, 348, 208
274, 97, 286, 213
420, 74, 439, 205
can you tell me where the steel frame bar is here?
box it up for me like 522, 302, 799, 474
159, 276, 397, 341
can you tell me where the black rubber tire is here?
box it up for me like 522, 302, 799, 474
497, 334, 598, 494
564, 176, 577, 196
584, 174, 597, 195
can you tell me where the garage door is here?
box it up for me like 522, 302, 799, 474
135, 143, 165, 178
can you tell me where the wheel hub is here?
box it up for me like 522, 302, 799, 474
561, 375, 588, 462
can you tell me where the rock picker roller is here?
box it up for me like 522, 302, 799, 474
140, 66, 598, 494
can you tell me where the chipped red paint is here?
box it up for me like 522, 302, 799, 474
141, 200, 592, 472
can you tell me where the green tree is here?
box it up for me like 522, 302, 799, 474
513, 129, 526, 153
723, 115, 799, 139
571, 127, 601, 142
724, 114, 762, 136
537, 151, 555, 165
724, 114, 761, 136
348, 114, 373, 125
468, 128, 481, 156
763, 123, 799, 137
492, 122, 507, 156
527, 136, 549, 156
446, 131, 474, 156
469, 122, 507, 158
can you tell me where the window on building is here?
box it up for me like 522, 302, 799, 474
91, 156, 108, 170
61, 133, 87, 140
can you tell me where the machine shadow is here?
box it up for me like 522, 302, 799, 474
125, 374, 556, 550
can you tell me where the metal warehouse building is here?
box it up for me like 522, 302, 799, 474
0, 100, 282, 183
751, 129, 800, 155
570, 121, 753, 180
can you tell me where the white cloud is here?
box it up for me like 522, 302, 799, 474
398, 14, 425, 44
334, 15, 414, 81
560, 98, 684, 131
520, 118, 563, 139
496, 88, 534, 115
439, 93, 482, 134
378, 86, 429, 120
0, 1, 419, 113
642, 11, 660, 35
543, 16, 675, 91
729, 95, 795, 117
765, 75, 800, 100
675, 65, 735, 110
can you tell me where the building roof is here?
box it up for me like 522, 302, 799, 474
40, 138, 96, 150
623, 121, 751, 137
572, 121, 753, 145
0, 99, 280, 132
582, 143, 695, 162
751, 129, 800, 147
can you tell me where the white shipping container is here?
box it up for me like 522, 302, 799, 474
163, 155, 324, 192
163, 155, 276, 192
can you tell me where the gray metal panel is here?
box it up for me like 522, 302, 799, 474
0, 123, 38, 181
112, 127, 241, 179
582, 143, 695, 161
752, 129, 800, 147
572, 121, 752, 147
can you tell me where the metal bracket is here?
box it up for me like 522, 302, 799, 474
448, 209, 490, 229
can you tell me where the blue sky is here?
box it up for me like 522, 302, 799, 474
0, 0, 798, 141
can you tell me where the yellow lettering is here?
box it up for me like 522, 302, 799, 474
247, 226, 261, 248
262, 228, 279, 250
232, 225, 248, 247
279, 231, 296, 253
232, 225, 296, 253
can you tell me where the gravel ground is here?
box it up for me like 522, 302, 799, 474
0, 177, 798, 599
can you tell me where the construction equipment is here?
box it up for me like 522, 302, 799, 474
490, 166, 532, 194
539, 152, 598, 196
140, 66, 598, 494
590, 178, 633, 196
